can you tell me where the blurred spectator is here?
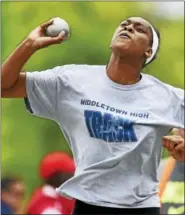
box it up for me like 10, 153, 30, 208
26, 152, 75, 214
159, 129, 184, 214
1, 176, 25, 215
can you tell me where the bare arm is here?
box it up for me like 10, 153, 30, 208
2, 39, 35, 91
158, 157, 176, 198
1, 19, 65, 98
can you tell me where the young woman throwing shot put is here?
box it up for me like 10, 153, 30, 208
2, 17, 184, 215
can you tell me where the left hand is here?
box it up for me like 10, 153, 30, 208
162, 135, 184, 162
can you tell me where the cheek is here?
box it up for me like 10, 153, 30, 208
111, 28, 120, 43
132, 35, 149, 52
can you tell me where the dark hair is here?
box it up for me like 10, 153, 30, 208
1, 176, 21, 192
45, 172, 73, 188
143, 27, 161, 68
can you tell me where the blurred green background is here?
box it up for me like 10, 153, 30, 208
1, 1, 184, 208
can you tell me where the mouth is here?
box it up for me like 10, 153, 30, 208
119, 32, 131, 39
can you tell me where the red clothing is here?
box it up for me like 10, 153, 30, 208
26, 185, 75, 214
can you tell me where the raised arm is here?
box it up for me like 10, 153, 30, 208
1, 19, 65, 98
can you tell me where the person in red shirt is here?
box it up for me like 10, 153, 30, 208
26, 152, 75, 214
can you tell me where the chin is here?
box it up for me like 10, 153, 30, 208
111, 41, 130, 56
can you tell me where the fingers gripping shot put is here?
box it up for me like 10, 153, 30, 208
2, 17, 184, 215
46, 17, 70, 39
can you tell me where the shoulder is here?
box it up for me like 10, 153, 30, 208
59, 64, 105, 74
27, 64, 104, 82
143, 73, 184, 98
57, 64, 105, 82
143, 73, 170, 88
27, 64, 102, 75
1, 201, 14, 214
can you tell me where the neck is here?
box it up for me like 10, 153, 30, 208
106, 53, 143, 85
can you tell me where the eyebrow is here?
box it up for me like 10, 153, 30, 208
121, 19, 148, 29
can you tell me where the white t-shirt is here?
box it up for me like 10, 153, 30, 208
25, 64, 184, 208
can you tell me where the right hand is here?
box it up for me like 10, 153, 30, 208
27, 19, 66, 50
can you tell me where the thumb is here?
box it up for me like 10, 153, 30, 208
41, 31, 66, 47
48, 31, 67, 44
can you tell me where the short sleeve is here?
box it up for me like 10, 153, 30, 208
173, 87, 184, 128
25, 65, 72, 121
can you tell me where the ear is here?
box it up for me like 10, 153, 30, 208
144, 47, 152, 59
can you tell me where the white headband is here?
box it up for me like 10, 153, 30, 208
145, 24, 159, 64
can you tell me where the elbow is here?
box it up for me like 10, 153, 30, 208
1, 74, 15, 90
1, 89, 7, 98
1, 83, 12, 91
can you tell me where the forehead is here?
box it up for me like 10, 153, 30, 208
122, 17, 151, 29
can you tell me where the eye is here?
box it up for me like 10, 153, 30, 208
137, 28, 145, 33
120, 22, 127, 27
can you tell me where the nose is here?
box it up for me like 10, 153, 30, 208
123, 25, 134, 33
